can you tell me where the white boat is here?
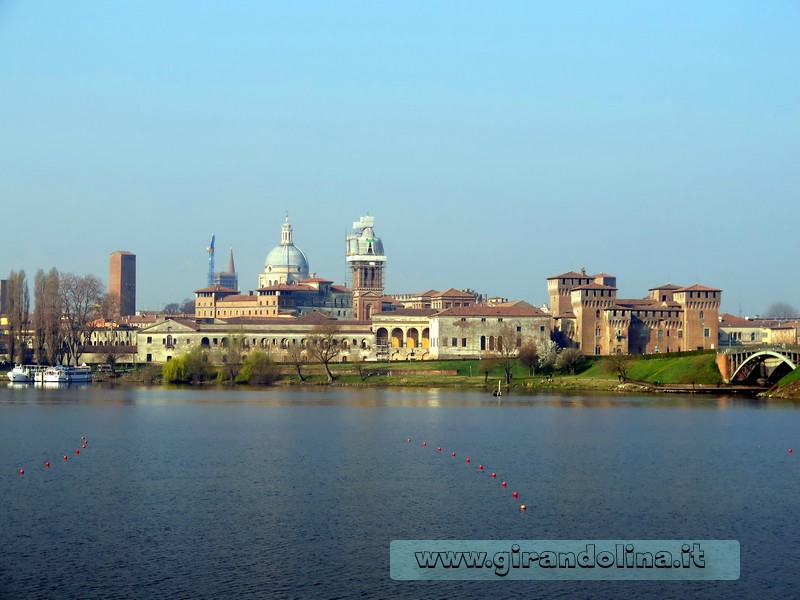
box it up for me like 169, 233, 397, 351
41, 365, 93, 384
6, 365, 48, 383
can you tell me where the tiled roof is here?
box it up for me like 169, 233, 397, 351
194, 285, 237, 293
547, 271, 591, 280
674, 284, 722, 292
571, 283, 617, 291
257, 284, 315, 292
435, 305, 547, 318
648, 283, 682, 291
217, 294, 256, 303
299, 277, 333, 283
374, 308, 438, 317
435, 288, 475, 298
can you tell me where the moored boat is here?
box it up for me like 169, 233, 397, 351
6, 365, 48, 383
41, 365, 93, 384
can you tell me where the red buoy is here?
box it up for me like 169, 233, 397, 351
789, 448, 793, 453
451, 452, 456, 457
19, 469, 24, 475
466, 458, 470, 463
63, 455, 68, 460
438, 447, 442, 452
502, 481, 507, 487
407, 438, 411, 442
45, 461, 50, 468
491, 472, 496, 478
478, 464, 483, 471
75, 449, 80, 455
513, 491, 518, 498
422, 442, 427, 447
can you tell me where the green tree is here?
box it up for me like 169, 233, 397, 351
217, 331, 245, 382
162, 356, 186, 383
239, 349, 279, 385
184, 346, 210, 383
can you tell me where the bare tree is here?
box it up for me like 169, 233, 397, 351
493, 324, 519, 385
518, 341, 538, 376
43, 268, 63, 365
31, 269, 47, 364
764, 302, 799, 320
180, 298, 196, 314
60, 273, 104, 365
6, 270, 30, 364
555, 347, 585, 374
286, 341, 307, 382
477, 358, 498, 385
308, 322, 342, 383
217, 330, 245, 382
605, 353, 633, 382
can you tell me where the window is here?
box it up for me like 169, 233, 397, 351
540, 325, 545, 332
516, 326, 521, 332
146, 336, 152, 343
678, 330, 684, 339
498, 318, 503, 322
460, 317, 466, 322
452, 337, 457, 347
704, 328, 710, 338
461, 338, 467, 347
146, 354, 152, 362
699, 311, 704, 320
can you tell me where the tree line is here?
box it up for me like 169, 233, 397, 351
3, 268, 114, 366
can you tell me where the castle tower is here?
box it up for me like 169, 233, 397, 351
673, 285, 722, 351
346, 215, 386, 321
109, 251, 136, 317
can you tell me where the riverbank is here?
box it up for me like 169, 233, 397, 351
106, 352, 789, 396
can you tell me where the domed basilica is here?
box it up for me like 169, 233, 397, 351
257, 215, 311, 288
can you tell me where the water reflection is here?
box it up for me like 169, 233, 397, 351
1, 383, 795, 411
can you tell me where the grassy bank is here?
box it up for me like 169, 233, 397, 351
110, 352, 750, 394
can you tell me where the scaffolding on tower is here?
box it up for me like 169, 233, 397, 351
206, 234, 215, 286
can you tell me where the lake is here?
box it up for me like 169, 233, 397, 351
1, 384, 798, 599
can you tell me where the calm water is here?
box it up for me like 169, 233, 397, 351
1, 385, 798, 599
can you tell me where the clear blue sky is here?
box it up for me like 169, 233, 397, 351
1, 1, 798, 316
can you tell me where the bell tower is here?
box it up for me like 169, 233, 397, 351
346, 215, 386, 321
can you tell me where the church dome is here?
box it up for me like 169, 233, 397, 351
264, 243, 309, 273
259, 215, 311, 287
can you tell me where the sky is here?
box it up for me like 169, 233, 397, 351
1, 1, 798, 316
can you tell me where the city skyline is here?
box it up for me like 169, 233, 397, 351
1, 2, 798, 315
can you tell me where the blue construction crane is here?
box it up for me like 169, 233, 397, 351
206, 234, 215, 286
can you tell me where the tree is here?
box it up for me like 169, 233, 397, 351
493, 324, 519, 385
352, 354, 370, 382
6, 270, 30, 364
518, 341, 538, 376
764, 302, 799, 320
240, 350, 279, 385
163, 302, 181, 314
31, 269, 47, 364
180, 298, 195, 314
606, 353, 633, 382
477, 358, 498, 385
60, 273, 105, 365
42, 268, 63, 365
308, 322, 342, 383
556, 347, 585, 374
286, 341, 307, 382
217, 331, 246, 382
536, 339, 559, 373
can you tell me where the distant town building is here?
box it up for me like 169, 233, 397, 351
213, 248, 239, 292
258, 215, 310, 288
109, 251, 136, 317
347, 215, 386, 321
548, 269, 721, 355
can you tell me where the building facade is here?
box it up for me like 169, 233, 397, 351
548, 269, 721, 355
346, 216, 386, 321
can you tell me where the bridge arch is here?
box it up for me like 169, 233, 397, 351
731, 350, 797, 384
